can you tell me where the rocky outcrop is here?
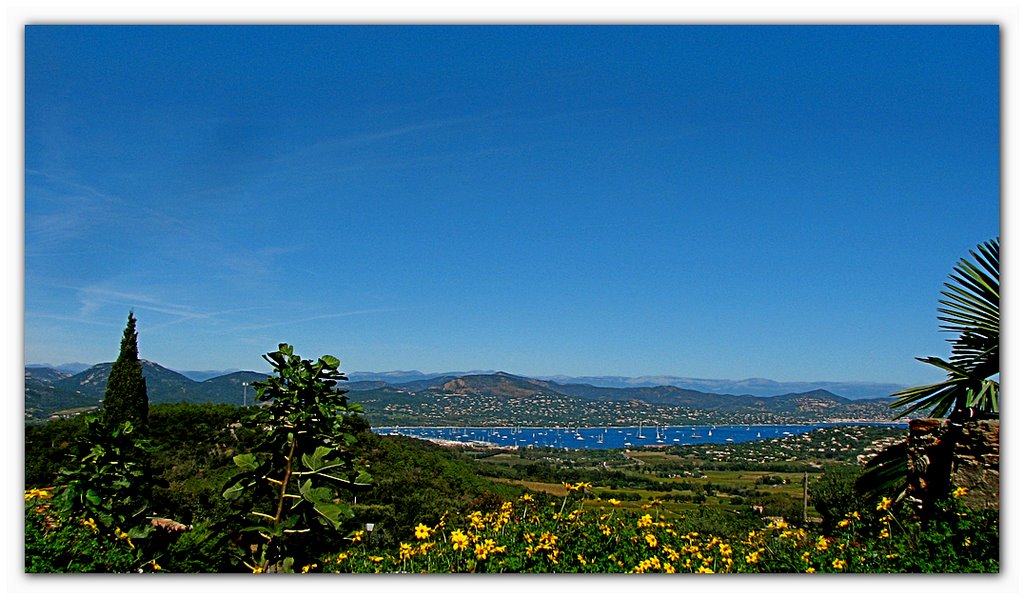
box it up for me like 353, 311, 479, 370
906, 418, 999, 513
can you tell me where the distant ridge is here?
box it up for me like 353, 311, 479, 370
25, 361, 903, 422
345, 370, 900, 400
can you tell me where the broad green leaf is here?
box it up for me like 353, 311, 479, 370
233, 453, 260, 471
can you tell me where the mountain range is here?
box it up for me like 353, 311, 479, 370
24, 362, 902, 424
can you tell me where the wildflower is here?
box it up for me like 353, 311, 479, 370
82, 518, 98, 533
301, 563, 317, 573
849, 511, 861, 520
805, 567, 816, 574
696, 566, 715, 574
418, 542, 435, 556
450, 529, 469, 551
608, 498, 621, 506
879, 528, 890, 540
251, 565, 264, 574
876, 497, 892, 511
599, 524, 612, 537
335, 552, 349, 563
815, 536, 830, 552
474, 543, 489, 560
953, 486, 968, 499
963, 537, 972, 547
837, 519, 851, 528
24, 488, 53, 501
663, 563, 676, 574
832, 558, 846, 571
368, 556, 384, 563
645, 534, 658, 548
719, 544, 733, 558
399, 543, 415, 560
521, 493, 533, 503
745, 550, 762, 564
577, 554, 588, 566
637, 514, 654, 529
350, 530, 364, 543
414, 523, 431, 539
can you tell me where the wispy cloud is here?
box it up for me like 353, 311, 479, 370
231, 307, 410, 332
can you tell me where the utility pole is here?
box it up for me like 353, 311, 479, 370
803, 472, 809, 523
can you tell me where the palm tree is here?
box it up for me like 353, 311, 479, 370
889, 238, 999, 419
857, 238, 999, 504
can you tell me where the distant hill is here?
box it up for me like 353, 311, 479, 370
25, 363, 903, 424
26, 362, 93, 375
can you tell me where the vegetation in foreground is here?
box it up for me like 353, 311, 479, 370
25, 480, 996, 574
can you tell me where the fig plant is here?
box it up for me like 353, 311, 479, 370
222, 344, 371, 573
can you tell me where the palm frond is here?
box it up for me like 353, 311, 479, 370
887, 238, 999, 419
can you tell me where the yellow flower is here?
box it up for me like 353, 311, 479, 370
450, 529, 469, 551
399, 543, 415, 560
350, 530, 364, 543
301, 563, 317, 573
663, 563, 676, 574
521, 493, 534, 502
24, 488, 53, 501
645, 533, 658, 548
877, 497, 892, 511
745, 550, 761, 564
832, 558, 846, 571
608, 498, 621, 506
150, 560, 161, 571
837, 519, 851, 528
849, 511, 861, 520
696, 566, 714, 574
414, 523, 431, 540
335, 552, 349, 563
879, 528, 890, 539
368, 556, 384, 563
815, 536, 830, 552
805, 567, 816, 574
82, 518, 98, 533
953, 486, 968, 499
637, 514, 654, 528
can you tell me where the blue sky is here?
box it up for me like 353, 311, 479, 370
23, 25, 1000, 385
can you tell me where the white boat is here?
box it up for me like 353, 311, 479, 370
636, 421, 646, 439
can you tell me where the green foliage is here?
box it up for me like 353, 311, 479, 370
810, 466, 871, 533
25, 494, 144, 573
54, 415, 153, 534
221, 344, 372, 572
890, 238, 999, 419
102, 311, 150, 435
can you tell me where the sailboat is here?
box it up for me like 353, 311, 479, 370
636, 421, 646, 440
656, 426, 665, 442
597, 433, 605, 444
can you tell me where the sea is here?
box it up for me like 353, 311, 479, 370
372, 422, 906, 450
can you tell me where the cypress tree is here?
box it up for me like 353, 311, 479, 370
102, 311, 149, 435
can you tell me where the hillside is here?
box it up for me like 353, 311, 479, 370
25, 364, 899, 425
